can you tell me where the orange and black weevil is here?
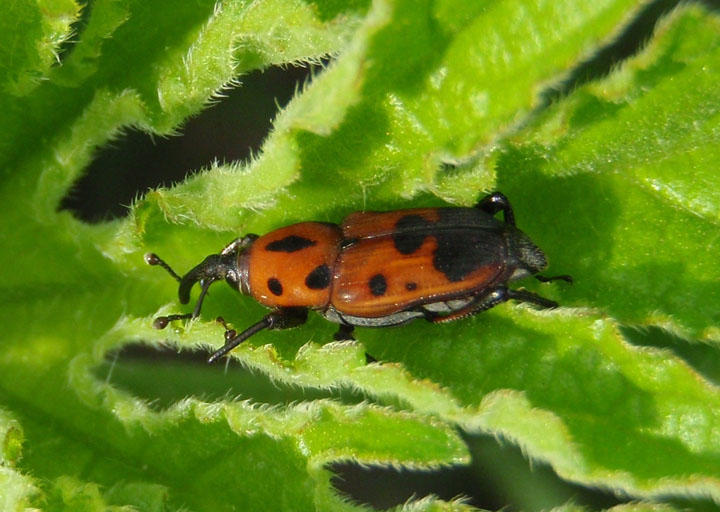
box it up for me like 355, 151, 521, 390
146, 192, 571, 362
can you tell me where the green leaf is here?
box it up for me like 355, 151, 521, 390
498, 5, 720, 340
122, 0, 649, 239
0, 407, 36, 510
0, 0, 81, 95
1, 0, 719, 510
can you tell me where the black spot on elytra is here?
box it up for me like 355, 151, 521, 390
390, 209, 504, 282
305, 264, 331, 290
405, 282, 417, 291
369, 274, 387, 296
432, 210, 504, 282
267, 278, 283, 296
265, 235, 316, 252
393, 215, 431, 254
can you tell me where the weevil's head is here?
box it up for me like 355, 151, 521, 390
177, 235, 257, 303
507, 228, 548, 279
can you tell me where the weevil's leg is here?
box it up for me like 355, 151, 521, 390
476, 192, 515, 226
207, 307, 308, 363
505, 288, 559, 309
331, 323, 370, 363
428, 285, 559, 324
207, 318, 270, 363
221, 234, 258, 255
333, 323, 356, 341
427, 288, 509, 323
535, 274, 573, 284
216, 316, 237, 342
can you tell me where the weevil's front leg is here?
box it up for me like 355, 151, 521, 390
476, 192, 515, 226
207, 307, 308, 363
216, 316, 237, 342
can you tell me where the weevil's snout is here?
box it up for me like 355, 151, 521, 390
148, 239, 251, 310
178, 254, 230, 304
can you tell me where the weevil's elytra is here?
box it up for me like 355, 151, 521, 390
146, 192, 572, 363
341, 208, 440, 240
247, 222, 342, 307
330, 232, 502, 317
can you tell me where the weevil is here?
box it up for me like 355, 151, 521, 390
147, 192, 571, 362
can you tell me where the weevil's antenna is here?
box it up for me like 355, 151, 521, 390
191, 279, 214, 317
145, 253, 182, 283
146, 252, 194, 330
146, 253, 224, 330
153, 313, 192, 329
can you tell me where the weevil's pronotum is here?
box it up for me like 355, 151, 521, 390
147, 192, 571, 362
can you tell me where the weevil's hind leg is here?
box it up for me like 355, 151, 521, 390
333, 323, 355, 341
427, 288, 509, 323
207, 307, 308, 363
476, 192, 515, 226
505, 288, 559, 309
428, 285, 559, 324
